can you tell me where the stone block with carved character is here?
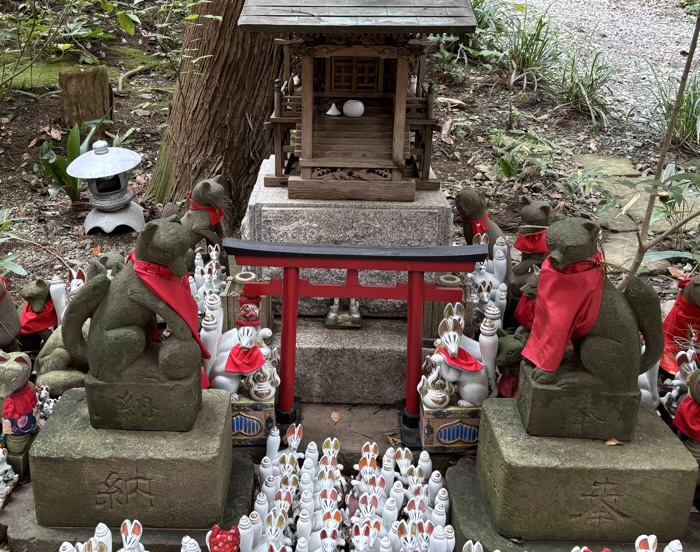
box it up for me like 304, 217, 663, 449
29, 388, 232, 529
477, 399, 697, 542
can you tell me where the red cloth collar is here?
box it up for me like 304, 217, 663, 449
522, 252, 605, 372
514, 229, 549, 254
202, 369, 211, 389
660, 289, 700, 376
225, 344, 266, 374
436, 345, 483, 372
128, 252, 210, 359
3, 382, 38, 421
20, 300, 57, 335
188, 192, 224, 226
673, 396, 700, 441
514, 295, 536, 331
0, 276, 7, 302
462, 212, 490, 235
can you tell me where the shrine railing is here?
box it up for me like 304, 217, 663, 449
223, 239, 489, 424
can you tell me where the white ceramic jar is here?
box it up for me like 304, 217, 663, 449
343, 100, 365, 117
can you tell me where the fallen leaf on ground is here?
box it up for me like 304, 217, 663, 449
437, 96, 467, 110
77, 225, 85, 237
330, 411, 342, 424
28, 138, 38, 148
386, 435, 401, 447
605, 438, 623, 446
618, 193, 640, 217
91, 246, 102, 256
667, 267, 687, 279
589, 141, 598, 152
50, 128, 62, 141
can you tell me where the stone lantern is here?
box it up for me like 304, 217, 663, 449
67, 140, 145, 233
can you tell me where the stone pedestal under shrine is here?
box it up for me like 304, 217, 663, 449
241, 157, 452, 405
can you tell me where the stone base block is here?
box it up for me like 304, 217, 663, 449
420, 402, 480, 453
30, 388, 232, 529
477, 399, 697, 542
231, 395, 276, 446
6, 434, 34, 481
241, 157, 454, 318
84, 361, 201, 431
6, 450, 254, 552
271, 317, 433, 405
446, 457, 700, 552
517, 364, 641, 441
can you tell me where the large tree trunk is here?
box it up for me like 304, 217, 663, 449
147, 0, 281, 232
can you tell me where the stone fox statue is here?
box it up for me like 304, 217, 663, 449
522, 217, 664, 392
62, 216, 205, 383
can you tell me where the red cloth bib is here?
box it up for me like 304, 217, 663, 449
225, 344, 266, 374
3, 383, 37, 420
522, 253, 605, 372
188, 192, 224, 226
514, 295, 536, 330
514, 229, 549, 254
673, 396, 700, 441
0, 276, 7, 301
462, 212, 490, 235
660, 281, 700, 375
20, 300, 57, 335
436, 345, 483, 372
128, 253, 210, 359
497, 371, 519, 398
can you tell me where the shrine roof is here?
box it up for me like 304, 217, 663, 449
238, 0, 476, 34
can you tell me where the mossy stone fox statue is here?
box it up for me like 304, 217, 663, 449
518, 217, 665, 440
62, 216, 205, 431
523, 217, 664, 391
164, 177, 231, 271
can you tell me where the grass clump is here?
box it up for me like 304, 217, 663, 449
653, 70, 700, 153
545, 51, 615, 130
493, 10, 559, 90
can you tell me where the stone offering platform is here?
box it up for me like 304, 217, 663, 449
476, 399, 697, 543
30, 389, 233, 529
270, 318, 434, 405
5, 450, 254, 552
241, 157, 454, 318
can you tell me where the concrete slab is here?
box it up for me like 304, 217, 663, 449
595, 207, 638, 233
603, 232, 670, 274
574, 155, 640, 177
270, 317, 435, 405
6, 451, 254, 552
300, 403, 398, 469
241, 157, 454, 318
446, 457, 700, 552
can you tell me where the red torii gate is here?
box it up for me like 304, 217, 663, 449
223, 240, 488, 427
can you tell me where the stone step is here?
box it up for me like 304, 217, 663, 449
270, 317, 433, 406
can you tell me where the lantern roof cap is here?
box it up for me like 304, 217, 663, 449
67, 141, 141, 179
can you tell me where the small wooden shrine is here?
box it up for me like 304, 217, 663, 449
238, 0, 476, 202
